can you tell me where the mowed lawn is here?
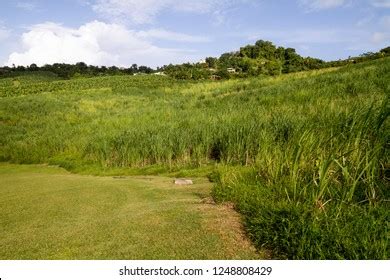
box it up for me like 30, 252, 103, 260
0, 163, 259, 260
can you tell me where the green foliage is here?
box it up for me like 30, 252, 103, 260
212, 98, 389, 259
1, 57, 389, 259
163, 42, 390, 80
0, 74, 174, 97
381, 46, 390, 55
0, 62, 154, 79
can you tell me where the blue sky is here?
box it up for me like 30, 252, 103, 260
0, 0, 389, 67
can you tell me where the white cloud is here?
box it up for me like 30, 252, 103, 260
299, 0, 348, 11
5, 21, 203, 67
16, 2, 37, 11
92, 0, 248, 24
371, 0, 390, 8
137, 29, 210, 42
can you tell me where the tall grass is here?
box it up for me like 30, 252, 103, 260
1, 58, 389, 259
212, 98, 389, 259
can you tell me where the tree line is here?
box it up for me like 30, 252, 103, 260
0, 62, 154, 79
1, 41, 389, 80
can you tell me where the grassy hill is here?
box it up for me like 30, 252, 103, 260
0, 57, 389, 259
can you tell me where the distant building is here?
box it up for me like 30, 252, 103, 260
153, 72, 167, 76
198, 59, 206, 64
227, 68, 236, 73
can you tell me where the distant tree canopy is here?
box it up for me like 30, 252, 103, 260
162, 41, 389, 80
161, 40, 326, 79
1, 40, 388, 80
0, 62, 154, 79
380, 46, 390, 55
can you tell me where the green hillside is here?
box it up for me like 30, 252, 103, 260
1, 57, 389, 259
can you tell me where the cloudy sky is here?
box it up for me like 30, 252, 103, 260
0, 0, 389, 67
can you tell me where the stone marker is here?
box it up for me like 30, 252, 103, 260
174, 179, 193, 185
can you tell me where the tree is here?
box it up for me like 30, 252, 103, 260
138, 65, 153, 74
29, 64, 38, 71
255, 40, 277, 60
283, 48, 304, 73
380, 46, 390, 55
205, 57, 217, 68
131, 64, 138, 72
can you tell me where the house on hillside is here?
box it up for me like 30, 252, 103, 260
227, 68, 236, 73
